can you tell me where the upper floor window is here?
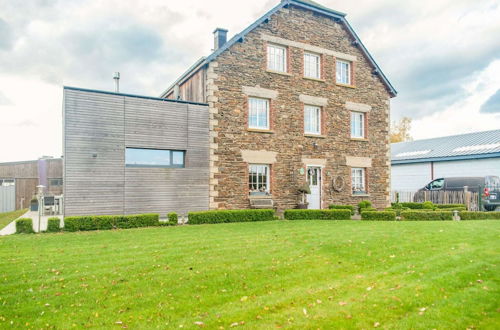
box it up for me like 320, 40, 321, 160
351, 111, 365, 138
267, 44, 287, 73
304, 52, 321, 79
304, 105, 321, 135
125, 148, 185, 168
351, 167, 366, 194
336, 60, 351, 85
248, 97, 269, 130
249, 164, 270, 195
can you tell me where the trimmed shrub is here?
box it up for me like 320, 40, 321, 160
385, 207, 410, 216
459, 211, 500, 220
47, 217, 61, 232
284, 209, 351, 220
188, 209, 275, 224
63, 214, 160, 232
16, 218, 34, 234
422, 201, 435, 209
436, 204, 466, 209
358, 200, 372, 211
399, 202, 425, 209
167, 212, 178, 225
401, 211, 453, 221
328, 205, 355, 215
361, 211, 396, 221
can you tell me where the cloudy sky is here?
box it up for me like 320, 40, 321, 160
0, 0, 499, 162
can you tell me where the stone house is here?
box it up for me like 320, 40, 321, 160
161, 0, 397, 212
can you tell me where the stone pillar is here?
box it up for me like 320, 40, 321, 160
207, 61, 220, 209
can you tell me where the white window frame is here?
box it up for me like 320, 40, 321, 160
267, 44, 287, 73
336, 60, 351, 85
249, 164, 270, 195
248, 97, 270, 130
304, 52, 321, 79
304, 105, 321, 135
351, 167, 366, 194
350, 111, 365, 138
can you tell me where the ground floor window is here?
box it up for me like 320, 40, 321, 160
0, 179, 14, 186
351, 167, 366, 194
249, 164, 270, 195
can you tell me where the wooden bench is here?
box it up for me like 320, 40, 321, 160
250, 198, 274, 209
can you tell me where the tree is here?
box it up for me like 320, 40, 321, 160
390, 117, 413, 143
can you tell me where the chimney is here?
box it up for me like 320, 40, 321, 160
213, 28, 228, 50
113, 72, 120, 92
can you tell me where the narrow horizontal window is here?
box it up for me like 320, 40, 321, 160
0, 179, 15, 187
49, 178, 63, 186
125, 148, 185, 168
336, 60, 351, 85
267, 44, 287, 72
304, 53, 321, 79
248, 97, 270, 130
304, 105, 321, 135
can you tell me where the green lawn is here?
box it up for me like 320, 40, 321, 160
0, 209, 27, 230
0, 221, 499, 329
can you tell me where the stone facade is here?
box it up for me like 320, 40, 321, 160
168, 4, 394, 212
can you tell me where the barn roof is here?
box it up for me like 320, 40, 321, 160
160, 0, 397, 98
391, 129, 500, 164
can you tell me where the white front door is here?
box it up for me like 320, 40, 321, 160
306, 166, 321, 209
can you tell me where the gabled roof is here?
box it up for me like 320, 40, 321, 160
391, 129, 500, 164
161, 0, 397, 98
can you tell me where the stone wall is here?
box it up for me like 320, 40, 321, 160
209, 5, 392, 211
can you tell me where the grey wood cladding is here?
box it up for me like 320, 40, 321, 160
63, 87, 209, 217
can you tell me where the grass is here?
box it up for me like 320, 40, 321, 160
0, 209, 27, 230
0, 220, 499, 329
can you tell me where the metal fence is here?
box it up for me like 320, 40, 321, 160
390, 190, 480, 211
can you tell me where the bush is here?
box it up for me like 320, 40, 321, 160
284, 209, 351, 220
435, 204, 466, 209
358, 200, 372, 211
459, 211, 500, 220
328, 205, 355, 215
422, 201, 435, 209
401, 211, 453, 221
361, 211, 396, 221
167, 212, 178, 225
16, 218, 34, 234
385, 207, 410, 216
188, 210, 275, 224
63, 214, 160, 232
399, 202, 425, 209
47, 217, 61, 232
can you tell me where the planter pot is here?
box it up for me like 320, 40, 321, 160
30, 201, 38, 211
297, 203, 309, 209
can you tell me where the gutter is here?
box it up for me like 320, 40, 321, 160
391, 152, 500, 165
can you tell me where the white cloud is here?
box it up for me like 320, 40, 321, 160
411, 60, 500, 140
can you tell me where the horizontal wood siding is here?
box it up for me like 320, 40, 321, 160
64, 88, 209, 217
64, 89, 125, 216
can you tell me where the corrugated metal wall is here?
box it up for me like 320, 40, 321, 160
0, 186, 15, 213
63, 88, 210, 217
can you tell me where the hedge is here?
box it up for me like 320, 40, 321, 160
188, 209, 275, 224
436, 204, 466, 209
459, 211, 500, 220
284, 209, 351, 220
47, 217, 61, 232
361, 211, 396, 221
385, 207, 410, 216
328, 205, 355, 215
167, 212, 178, 225
401, 211, 453, 221
63, 214, 159, 232
16, 218, 34, 234
399, 202, 428, 209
